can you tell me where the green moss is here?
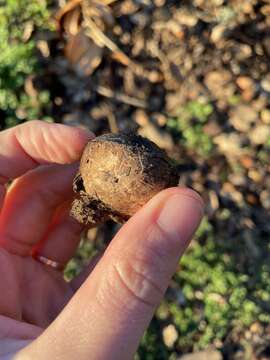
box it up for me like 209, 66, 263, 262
228, 95, 241, 106
135, 216, 270, 353
0, 0, 53, 128
167, 100, 214, 157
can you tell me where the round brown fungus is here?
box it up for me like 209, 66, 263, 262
71, 132, 179, 225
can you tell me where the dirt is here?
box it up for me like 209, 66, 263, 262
21, 0, 270, 357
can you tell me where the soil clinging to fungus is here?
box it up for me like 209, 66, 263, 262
71, 132, 179, 226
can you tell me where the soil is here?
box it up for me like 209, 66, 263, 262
14, 0, 270, 358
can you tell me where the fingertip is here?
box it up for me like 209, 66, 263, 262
62, 125, 95, 161
156, 190, 204, 246
165, 186, 205, 214
15, 121, 95, 164
116, 186, 204, 260
66, 124, 95, 145
137, 186, 204, 222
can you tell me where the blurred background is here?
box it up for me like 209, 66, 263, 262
1, 0, 270, 358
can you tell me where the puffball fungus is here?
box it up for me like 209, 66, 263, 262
71, 132, 179, 225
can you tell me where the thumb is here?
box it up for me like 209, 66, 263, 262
19, 187, 204, 360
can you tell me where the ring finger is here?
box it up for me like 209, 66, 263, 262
32, 202, 85, 268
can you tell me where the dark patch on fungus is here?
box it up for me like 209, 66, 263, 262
71, 132, 179, 226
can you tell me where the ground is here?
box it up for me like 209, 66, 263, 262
1, 0, 270, 359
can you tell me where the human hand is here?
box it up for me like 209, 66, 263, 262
0, 121, 204, 360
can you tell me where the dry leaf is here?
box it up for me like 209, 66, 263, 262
55, 0, 82, 30
65, 31, 103, 76
63, 6, 81, 35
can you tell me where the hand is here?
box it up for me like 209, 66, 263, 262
0, 121, 204, 360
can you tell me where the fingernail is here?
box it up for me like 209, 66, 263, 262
157, 193, 204, 246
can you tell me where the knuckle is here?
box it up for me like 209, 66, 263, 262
112, 252, 165, 309
96, 224, 176, 313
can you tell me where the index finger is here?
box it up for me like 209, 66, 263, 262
0, 120, 93, 209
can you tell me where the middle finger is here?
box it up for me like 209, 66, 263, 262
0, 163, 78, 256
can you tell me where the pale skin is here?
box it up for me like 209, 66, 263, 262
0, 121, 204, 359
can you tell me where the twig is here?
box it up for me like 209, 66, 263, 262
107, 112, 119, 133
96, 86, 147, 108
60, 0, 161, 83
102, 0, 119, 5
82, 3, 132, 65
83, 15, 162, 81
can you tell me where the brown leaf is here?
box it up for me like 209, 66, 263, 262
65, 31, 103, 76
63, 6, 81, 35
55, 0, 82, 32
